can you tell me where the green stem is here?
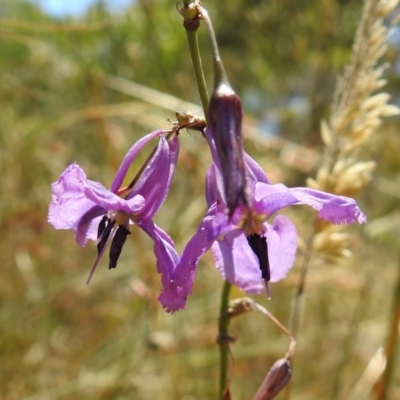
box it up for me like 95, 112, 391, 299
182, 4, 232, 397
218, 280, 232, 399
185, 29, 209, 123
198, 5, 229, 90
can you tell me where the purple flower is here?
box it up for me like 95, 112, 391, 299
158, 128, 366, 312
48, 130, 180, 284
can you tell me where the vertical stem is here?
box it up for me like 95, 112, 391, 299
218, 280, 232, 399
181, 3, 233, 397
185, 29, 210, 123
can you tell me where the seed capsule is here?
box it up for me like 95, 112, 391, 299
253, 359, 292, 400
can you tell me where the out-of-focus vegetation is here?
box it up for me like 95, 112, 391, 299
1, 0, 399, 399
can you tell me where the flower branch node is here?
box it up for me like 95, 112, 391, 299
177, 1, 202, 31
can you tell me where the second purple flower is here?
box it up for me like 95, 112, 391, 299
156, 128, 367, 312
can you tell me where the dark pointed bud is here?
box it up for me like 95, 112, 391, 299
253, 359, 292, 400
246, 234, 270, 281
109, 225, 130, 269
208, 77, 251, 218
97, 217, 115, 254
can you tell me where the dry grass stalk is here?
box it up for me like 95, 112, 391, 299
291, 0, 399, 338
306, 0, 400, 259
289, 1, 399, 396
348, 347, 387, 400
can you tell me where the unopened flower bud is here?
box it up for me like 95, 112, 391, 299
208, 72, 251, 218
253, 358, 292, 400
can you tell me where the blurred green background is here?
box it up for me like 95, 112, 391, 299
1, 0, 400, 399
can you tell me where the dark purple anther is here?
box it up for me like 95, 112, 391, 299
97, 217, 115, 254
109, 225, 131, 269
246, 233, 270, 281
97, 215, 108, 239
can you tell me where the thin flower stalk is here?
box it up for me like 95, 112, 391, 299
179, 1, 209, 121
226, 298, 296, 400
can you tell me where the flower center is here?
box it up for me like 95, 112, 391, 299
97, 211, 131, 269
108, 210, 130, 225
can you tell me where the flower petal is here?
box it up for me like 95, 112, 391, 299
265, 215, 297, 282
205, 130, 227, 206
255, 183, 366, 224
49, 163, 145, 244
212, 229, 264, 293
137, 219, 178, 278
84, 178, 145, 214
136, 219, 181, 312
288, 187, 367, 224
111, 130, 164, 193
211, 215, 296, 291
48, 163, 106, 245
75, 205, 105, 246
205, 164, 225, 206
127, 135, 179, 219
245, 152, 270, 185
161, 203, 234, 311
205, 128, 220, 168
204, 129, 269, 207
174, 203, 233, 282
